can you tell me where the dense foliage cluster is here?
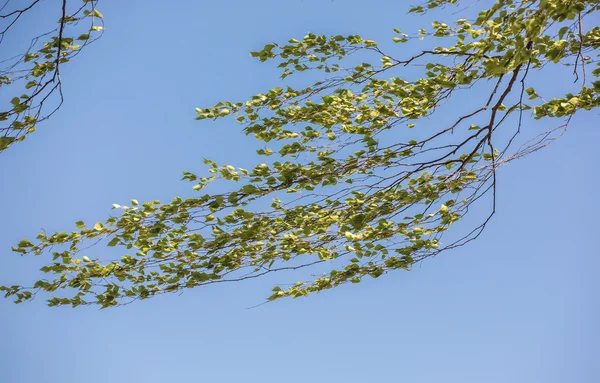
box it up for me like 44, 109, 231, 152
2, 0, 599, 307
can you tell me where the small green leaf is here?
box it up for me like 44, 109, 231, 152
107, 238, 119, 247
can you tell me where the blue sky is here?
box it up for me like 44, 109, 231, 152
1, 1, 598, 382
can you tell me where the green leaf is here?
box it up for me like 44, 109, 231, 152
107, 238, 119, 247
0, 137, 15, 151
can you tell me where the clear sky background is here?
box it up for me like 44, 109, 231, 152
1, 1, 598, 382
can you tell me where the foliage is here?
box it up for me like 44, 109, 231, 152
2, 0, 599, 308
0, 0, 103, 153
